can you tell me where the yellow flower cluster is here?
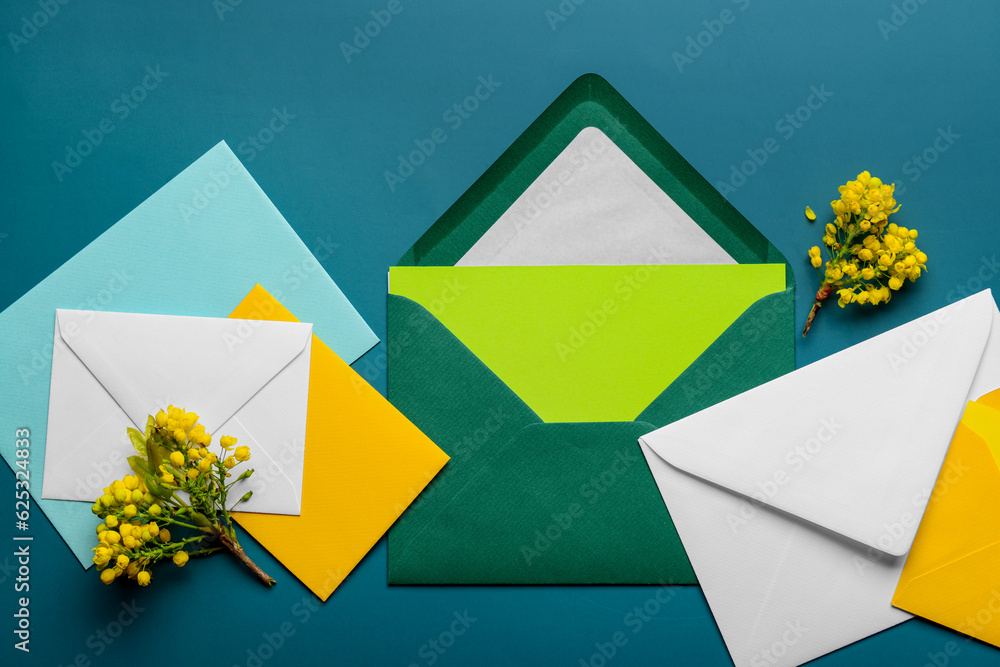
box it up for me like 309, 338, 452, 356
154, 405, 247, 486
91, 474, 172, 586
156, 405, 211, 447
807, 171, 927, 310
89, 407, 269, 588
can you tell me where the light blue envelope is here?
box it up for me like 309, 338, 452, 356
0, 142, 378, 567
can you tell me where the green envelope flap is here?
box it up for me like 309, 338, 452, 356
397, 73, 792, 288
386, 293, 542, 449
638, 287, 796, 426
388, 421, 696, 585
390, 264, 785, 423
387, 294, 542, 558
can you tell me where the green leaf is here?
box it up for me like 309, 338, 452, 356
144, 414, 155, 441
144, 473, 174, 501
127, 428, 147, 459
146, 437, 165, 475
127, 455, 151, 478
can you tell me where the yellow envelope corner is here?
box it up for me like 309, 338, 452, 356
893, 394, 1000, 648
229, 285, 450, 600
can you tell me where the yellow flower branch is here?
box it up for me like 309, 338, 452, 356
803, 171, 927, 336
89, 406, 275, 588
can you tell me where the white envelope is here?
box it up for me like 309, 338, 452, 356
640, 290, 1000, 667
41, 309, 313, 515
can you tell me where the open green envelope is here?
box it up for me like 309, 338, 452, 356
387, 74, 795, 584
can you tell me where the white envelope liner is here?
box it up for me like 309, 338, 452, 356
457, 127, 736, 266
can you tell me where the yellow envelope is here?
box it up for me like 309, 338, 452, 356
229, 285, 449, 599
892, 389, 1000, 647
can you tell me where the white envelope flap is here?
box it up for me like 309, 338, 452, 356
54, 309, 313, 434
644, 290, 996, 557
216, 414, 303, 515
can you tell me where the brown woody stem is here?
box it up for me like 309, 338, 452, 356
802, 283, 835, 337
217, 529, 275, 587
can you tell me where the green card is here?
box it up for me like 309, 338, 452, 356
390, 264, 785, 423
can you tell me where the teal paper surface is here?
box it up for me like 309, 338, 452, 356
0, 142, 378, 567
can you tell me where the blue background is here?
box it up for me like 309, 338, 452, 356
2, 1, 998, 665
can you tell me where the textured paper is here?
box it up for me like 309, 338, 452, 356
640, 290, 1000, 667
0, 142, 377, 567
231, 286, 449, 600
892, 393, 1000, 648
457, 127, 735, 266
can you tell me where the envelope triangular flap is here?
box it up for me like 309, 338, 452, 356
397, 73, 792, 292
456, 126, 736, 266
645, 291, 996, 557
894, 414, 1000, 591
55, 309, 313, 433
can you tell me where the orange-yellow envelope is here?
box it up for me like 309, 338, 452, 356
229, 285, 449, 600
892, 389, 1000, 647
